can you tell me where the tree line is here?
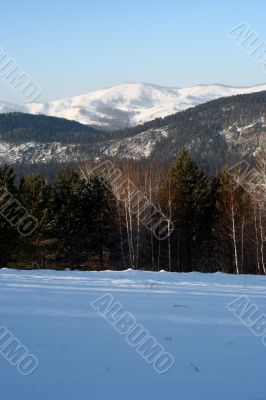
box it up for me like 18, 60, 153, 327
0, 149, 265, 274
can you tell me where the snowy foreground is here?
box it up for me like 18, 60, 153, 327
0, 269, 266, 400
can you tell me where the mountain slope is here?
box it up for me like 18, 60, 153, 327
1, 91, 265, 173
100, 91, 266, 171
0, 112, 107, 143
1, 82, 266, 130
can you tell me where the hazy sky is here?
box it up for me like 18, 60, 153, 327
0, 0, 265, 103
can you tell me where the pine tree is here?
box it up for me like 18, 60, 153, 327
0, 166, 18, 265
14, 174, 53, 267
169, 149, 214, 271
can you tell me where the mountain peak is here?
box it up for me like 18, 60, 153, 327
1, 82, 266, 130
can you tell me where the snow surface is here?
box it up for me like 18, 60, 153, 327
0, 128, 168, 164
0, 141, 87, 164
1, 82, 266, 130
102, 128, 169, 159
0, 268, 265, 400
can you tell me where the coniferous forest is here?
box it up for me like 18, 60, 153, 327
1, 149, 265, 274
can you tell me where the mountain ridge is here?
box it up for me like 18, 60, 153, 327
1, 82, 266, 131
0, 90, 265, 174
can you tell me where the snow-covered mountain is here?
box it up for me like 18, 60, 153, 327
1, 90, 265, 173
1, 82, 266, 130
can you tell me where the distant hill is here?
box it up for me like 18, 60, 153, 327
0, 112, 107, 144
102, 91, 266, 172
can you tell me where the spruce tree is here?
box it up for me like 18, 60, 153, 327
169, 149, 214, 271
0, 166, 18, 265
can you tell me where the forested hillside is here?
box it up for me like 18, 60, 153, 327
0, 91, 265, 175
0, 112, 107, 143
104, 91, 266, 172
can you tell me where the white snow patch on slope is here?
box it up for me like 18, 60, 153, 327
0, 142, 87, 164
103, 128, 168, 159
0, 130, 166, 164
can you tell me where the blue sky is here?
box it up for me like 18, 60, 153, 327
0, 0, 265, 103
